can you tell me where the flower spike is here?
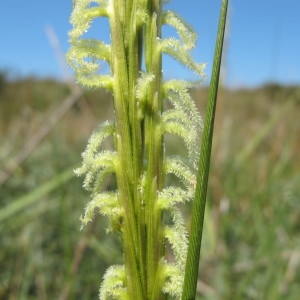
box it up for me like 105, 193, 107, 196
67, 0, 205, 298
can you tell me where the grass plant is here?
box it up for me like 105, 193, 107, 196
67, 0, 227, 298
1, 1, 300, 299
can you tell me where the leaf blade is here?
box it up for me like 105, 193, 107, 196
182, 1, 229, 299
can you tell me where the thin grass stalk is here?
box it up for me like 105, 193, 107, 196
182, 0, 229, 299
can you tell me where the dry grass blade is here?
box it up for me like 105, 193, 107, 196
0, 88, 83, 185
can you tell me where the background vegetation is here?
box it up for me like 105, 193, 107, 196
1, 72, 299, 299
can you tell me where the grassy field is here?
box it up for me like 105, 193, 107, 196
0, 76, 299, 299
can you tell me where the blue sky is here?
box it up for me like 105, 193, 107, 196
1, 0, 300, 88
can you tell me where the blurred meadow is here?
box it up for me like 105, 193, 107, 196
0, 68, 299, 299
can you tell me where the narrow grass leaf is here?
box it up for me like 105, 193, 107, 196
182, 0, 228, 299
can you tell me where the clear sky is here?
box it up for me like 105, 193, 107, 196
1, 0, 300, 88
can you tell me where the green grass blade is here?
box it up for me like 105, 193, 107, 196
0, 166, 75, 223
182, 1, 228, 299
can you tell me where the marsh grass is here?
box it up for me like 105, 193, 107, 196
1, 78, 300, 298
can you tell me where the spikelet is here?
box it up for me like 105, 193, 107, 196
99, 265, 128, 300
67, 0, 113, 89
162, 208, 189, 298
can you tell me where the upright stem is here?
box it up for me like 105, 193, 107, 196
110, 1, 145, 298
110, 0, 165, 298
144, 1, 165, 299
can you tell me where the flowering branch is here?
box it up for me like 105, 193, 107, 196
67, 0, 205, 298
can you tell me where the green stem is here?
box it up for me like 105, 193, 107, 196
110, 2, 146, 298
110, 1, 165, 298
182, 0, 228, 299
127, 1, 147, 292
144, 2, 165, 298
